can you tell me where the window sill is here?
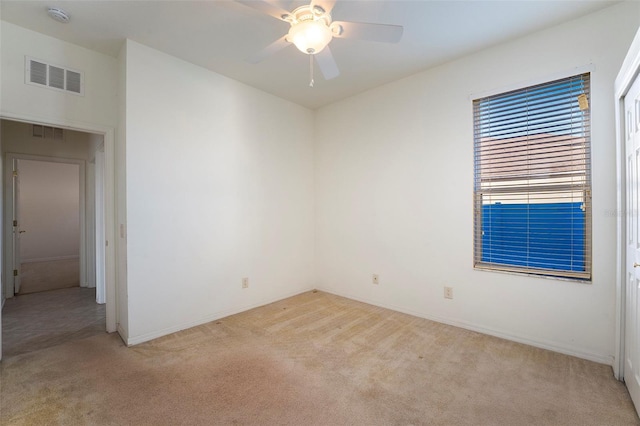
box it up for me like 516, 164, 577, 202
473, 263, 592, 284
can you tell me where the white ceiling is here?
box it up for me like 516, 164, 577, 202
0, 0, 618, 109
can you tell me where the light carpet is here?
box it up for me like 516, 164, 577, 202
1, 290, 638, 425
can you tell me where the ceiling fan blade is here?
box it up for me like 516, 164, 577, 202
314, 46, 340, 80
247, 35, 291, 63
311, 0, 336, 14
331, 21, 403, 43
236, 0, 291, 21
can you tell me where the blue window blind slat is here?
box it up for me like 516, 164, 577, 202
481, 202, 586, 272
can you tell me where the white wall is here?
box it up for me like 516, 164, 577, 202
314, 1, 640, 364
0, 21, 117, 128
18, 160, 79, 262
123, 41, 315, 344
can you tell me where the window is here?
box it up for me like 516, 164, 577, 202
473, 73, 591, 280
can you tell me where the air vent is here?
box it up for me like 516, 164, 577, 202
25, 56, 84, 96
32, 124, 64, 141
66, 70, 82, 94
48, 65, 65, 90
29, 60, 47, 85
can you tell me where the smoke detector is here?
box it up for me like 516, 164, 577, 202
47, 7, 70, 23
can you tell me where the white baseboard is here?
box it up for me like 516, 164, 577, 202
116, 323, 128, 345
317, 287, 613, 366
125, 286, 315, 346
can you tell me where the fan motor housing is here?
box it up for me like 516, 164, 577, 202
285, 5, 331, 26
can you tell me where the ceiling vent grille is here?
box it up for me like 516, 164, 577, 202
33, 124, 64, 141
29, 60, 47, 85
25, 56, 84, 96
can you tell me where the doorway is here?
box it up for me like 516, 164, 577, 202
0, 119, 108, 358
617, 28, 640, 416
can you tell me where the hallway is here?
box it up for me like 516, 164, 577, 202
1, 287, 105, 358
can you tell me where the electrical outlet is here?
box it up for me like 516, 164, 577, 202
444, 286, 453, 299
372, 274, 379, 285
242, 277, 249, 289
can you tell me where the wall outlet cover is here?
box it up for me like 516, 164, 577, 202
444, 286, 453, 299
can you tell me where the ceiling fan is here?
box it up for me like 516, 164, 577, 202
237, 0, 403, 84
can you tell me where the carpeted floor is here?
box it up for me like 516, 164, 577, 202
1, 290, 638, 425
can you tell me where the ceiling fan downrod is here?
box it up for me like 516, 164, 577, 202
309, 54, 315, 88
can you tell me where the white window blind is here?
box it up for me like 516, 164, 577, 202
473, 73, 591, 280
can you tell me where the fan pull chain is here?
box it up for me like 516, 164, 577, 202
309, 55, 314, 88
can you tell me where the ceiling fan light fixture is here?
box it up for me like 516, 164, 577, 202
288, 20, 333, 54
330, 22, 343, 36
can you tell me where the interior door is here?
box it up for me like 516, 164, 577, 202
11, 158, 22, 294
625, 71, 640, 413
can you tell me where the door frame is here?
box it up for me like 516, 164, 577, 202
4, 154, 86, 297
94, 146, 107, 304
615, 27, 640, 380
0, 112, 117, 340
11, 157, 21, 295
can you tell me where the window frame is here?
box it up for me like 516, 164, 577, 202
472, 72, 592, 281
